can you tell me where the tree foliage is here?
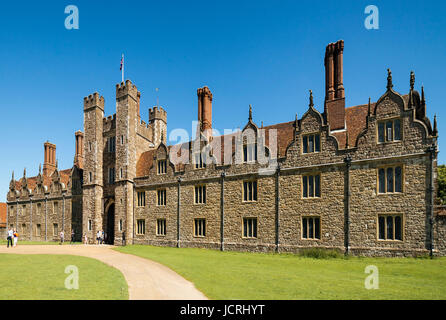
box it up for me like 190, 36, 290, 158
437, 165, 446, 204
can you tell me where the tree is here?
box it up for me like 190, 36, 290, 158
437, 165, 446, 204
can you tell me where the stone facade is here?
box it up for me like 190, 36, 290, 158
6, 40, 445, 256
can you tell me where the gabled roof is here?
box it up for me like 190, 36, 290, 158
13, 169, 72, 191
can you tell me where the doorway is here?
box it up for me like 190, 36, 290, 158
106, 204, 115, 245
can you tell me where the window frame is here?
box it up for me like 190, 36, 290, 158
193, 218, 206, 238
194, 185, 207, 204
301, 216, 321, 240
156, 219, 167, 236
302, 173, 322, 199
242, 180, 258, 202
193, 152, 206, 170
137, 191, 146, 207
377, 117, 402, 144
377, 214, 404, 241
302, 132, 321, 154
242, 217, 258, 239
157, 159, 167, 175
377, 164, 404, 194
136, 219, 146, 235
157, 188, 167, 206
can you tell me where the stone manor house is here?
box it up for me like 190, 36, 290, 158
6, 40, 445, 256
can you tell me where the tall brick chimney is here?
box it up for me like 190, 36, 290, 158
324, 40, 346, 131
197, 86, 213, 134
74, 131, 84, 169
43, 142, 57, 176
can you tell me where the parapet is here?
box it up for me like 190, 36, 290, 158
116, 79, 139, 100
149, 106, 167, 123
83, 92, 105, 111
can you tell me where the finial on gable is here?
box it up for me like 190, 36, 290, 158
421, 85, 425, 106
249, 104, 253, 121
387, 69, 393, 90
309, 90, 314, 107
56, 160, 58, 170
261, 121, 263, 128
39, 163, 42, 175
294, 113, 298, 128
368, 97, 371, 116
410, 71, 415, 91
12, 171, 14, 181
23, 168, 26, 178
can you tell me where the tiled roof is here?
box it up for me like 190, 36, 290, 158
0, 203, 6, 228
14, 169, 72, 191
136, 101, 374, 177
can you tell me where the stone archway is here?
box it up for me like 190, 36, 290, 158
105, 202, 115, 245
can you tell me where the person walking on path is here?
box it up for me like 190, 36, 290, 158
70, 230, 75, 244
6, 228, 13, 248
102, 231, 105, 245
59, 230, 64, 245
83, 233, 88, 245
13, 229, 18, 247
96, 230, 101, 245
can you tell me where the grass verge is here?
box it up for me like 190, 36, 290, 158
115, 245, 446, 300
0, 254, 128, 300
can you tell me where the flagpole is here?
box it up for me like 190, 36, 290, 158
121, 54, 124, 83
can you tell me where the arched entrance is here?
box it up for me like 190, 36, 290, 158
106, 203, 115, 245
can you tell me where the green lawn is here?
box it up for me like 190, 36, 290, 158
0, 254, 128, 300
115, 245, 446, 300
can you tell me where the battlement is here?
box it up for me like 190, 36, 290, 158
103, 114, 116, 132
116, 80, 139, 99
149, 106, 167, 123
83, 92, 104, 111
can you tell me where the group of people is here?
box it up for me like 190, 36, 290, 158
96, 230, 106, 245
6, 228, 19, 248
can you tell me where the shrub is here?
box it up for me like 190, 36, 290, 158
298, 248, 343, 259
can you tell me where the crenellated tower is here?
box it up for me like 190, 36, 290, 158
82, 92, 105, 241
149, 106, 167, 146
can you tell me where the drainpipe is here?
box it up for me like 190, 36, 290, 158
177, 177, 182, 248
275, 164, 281, 253
344, 154, 352, 256
220, 171, 226, 251
62, 193, 66, 236
428, 143, 437, 258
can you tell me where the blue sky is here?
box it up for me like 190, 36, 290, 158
0, 0, 445, 201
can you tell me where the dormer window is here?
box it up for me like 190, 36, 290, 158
302, 134, 321, 154
157, 160, 167, 175
243, 143, 257, 163
194, 153, 206, 169
378, 119, 401, 143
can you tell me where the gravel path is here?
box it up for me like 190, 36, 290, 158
0, 244, 208, 300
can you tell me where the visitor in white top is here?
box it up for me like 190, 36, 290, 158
6, 228, 13, 248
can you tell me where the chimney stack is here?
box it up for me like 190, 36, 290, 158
43, 142, 57, 176
74, 131, 84, 169
197, 86, 213, 137
324, 40, 346, 131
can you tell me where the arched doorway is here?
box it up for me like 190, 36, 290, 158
106, 204, 115, 245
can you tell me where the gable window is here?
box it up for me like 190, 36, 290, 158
157, 219, 166, 236
302, 216, 321, 239
243, 218, 258, 238
243, 143, 258, 163
194, 153, 206, 169
194, 219, 206, 237
194, 185, 206, 204
378, 166, 403, 194
157, 160, 167, 175
136, 219, 145, 235
243, 180, 258, 202
302, 174, 321, 198
108, 167, 115, 184
137, 191, 146, 207
378, 214, 403, 241
108, 136, 116, 153
157, 189, 166, 206
378, 119, 401, 143
302, 133, 321, 154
